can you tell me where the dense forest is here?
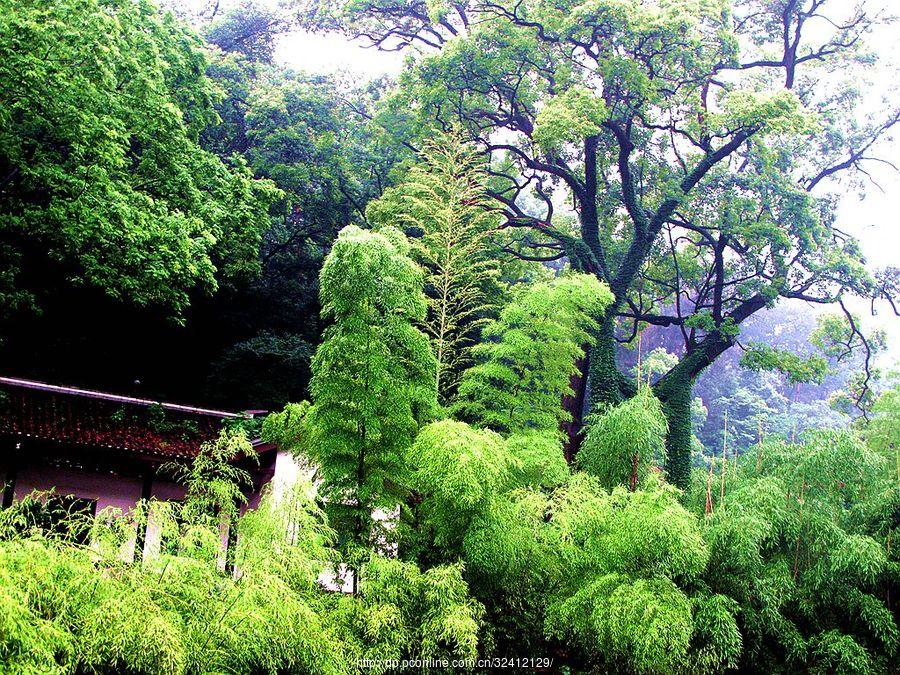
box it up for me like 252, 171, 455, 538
1, 0, 898, 673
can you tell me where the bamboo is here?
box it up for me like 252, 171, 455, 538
636, 332, 642, 391
630, 450, 639, 492
719, 411, 728, 510
756, 416, 764, 471
705, 454, 715, 516
793, 479, 807, 582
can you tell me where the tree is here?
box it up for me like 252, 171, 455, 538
367, 132, 501, 403
204, 0, 290, 64
200, 59, 409, 407
453, 273, 612, 436
301, 0, 899, 487
863, 379, 900, 479
0, 0, 278, 326
304, 225, 437, 560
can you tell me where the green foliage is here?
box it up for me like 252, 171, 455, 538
740, 341, 829, 385
700, 430, 897, 673
505, 432, 571, 489
454, 273, 613, 435
0, 0, 279, 321
864, 383, 900, 469
409, 420, 510, 548
543, 478, 714, 672
578, 388, 668, 490
406, 414, 726, 671
808, 631, 874, 675
333, 556, 483, 671
717, 89, 818, 135
163, 428, 256, 523
320, 0, 894, 505
0, 477, 348, 674
533, 87, 609, 152
0, 439, 487, 674
305, 225, 437, 550
547, 574, 695, 674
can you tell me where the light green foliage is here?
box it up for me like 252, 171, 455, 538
305, 225, 437, 549
261, 400, 311, 454
325, 0, 893, 499
454, 273, 613, 435
812, 313, 887, 362
547, 574, 695, 675
164, 428, 256, 523
407, 415, 724, 672
334, 556, 483, 671
740, 342, 829, 385
577, 389, 668, 489
235, 481, 336, 588
700, 430, 897, 672
716, 89, 818, 135
505, 432, 570, 489
0, 475, 348, 674
544, 477, 715, 672
548, 477, 708, 584
0, 440, 491, 674
533, 87, 609, 152
636, 347, 679, 383
0, 0, 279, 320
366, 132, 501, 403
689, 593, 743, 672
409, 420, 511, 549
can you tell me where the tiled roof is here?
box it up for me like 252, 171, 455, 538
0, 376, 250, 460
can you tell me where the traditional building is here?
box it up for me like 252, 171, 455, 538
0, 375, 299, 561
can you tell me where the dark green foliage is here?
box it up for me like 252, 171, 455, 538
658, 376, 695, 489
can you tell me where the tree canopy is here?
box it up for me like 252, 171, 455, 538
0, 0, 279, 322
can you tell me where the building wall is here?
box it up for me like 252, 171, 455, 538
14, 464, 145, 513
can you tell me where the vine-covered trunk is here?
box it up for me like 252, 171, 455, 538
654, 372, 694, 490
587, 316, 633, 411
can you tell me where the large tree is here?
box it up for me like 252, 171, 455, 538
0, 0, 278, 326
299, 0, 899, 485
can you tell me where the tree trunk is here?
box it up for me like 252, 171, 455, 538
587, 316, 634, 411
561, 349, 590, 462
654, 373, 694, 490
